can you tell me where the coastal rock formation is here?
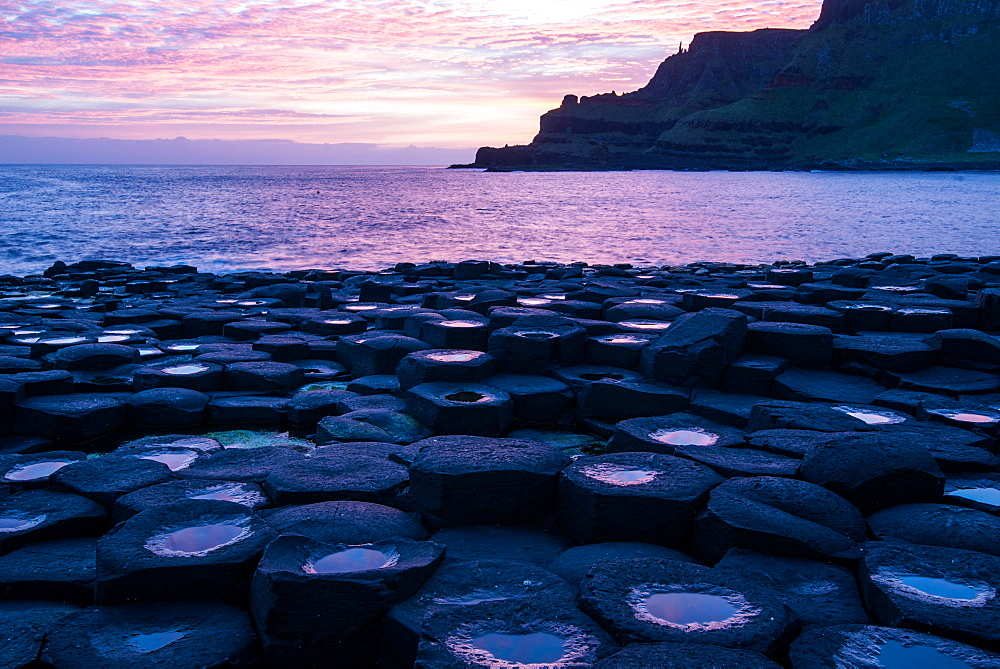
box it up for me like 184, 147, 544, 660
471, 0, 1000, 170
3, 252, 1000, 665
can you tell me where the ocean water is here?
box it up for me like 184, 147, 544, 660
1, 165, 998, 275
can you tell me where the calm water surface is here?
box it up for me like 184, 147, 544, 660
1, 165, 998, 275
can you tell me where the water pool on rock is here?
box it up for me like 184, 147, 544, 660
145, 521, 251, 557
469, 632, 567, 665
304, 547, 399, 574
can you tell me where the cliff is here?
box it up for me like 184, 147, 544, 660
469, 0, 1000, 170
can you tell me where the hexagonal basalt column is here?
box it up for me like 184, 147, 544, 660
789, 624, 1000, 668
132, 361, 224, 393
396, 349, 498, 391
692, 476, 867, 563
96, 500, 272, 604
251, 534, 444, 665
580, 558, 795, 655
556, 453, 723, 546
405, 382, 513, 436
41, 601, 257, 668
408, 436, 571, 526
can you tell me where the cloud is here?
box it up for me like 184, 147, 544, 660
0, 0, 824, 148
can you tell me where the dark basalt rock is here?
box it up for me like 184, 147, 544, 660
40, 600, 257, 668
126, 387, 209, 428
547, 542, 697, 585
415, 595, 617, 668
50, 343, 140, 371
577, 379, 691, 420
772, 368, 886, 405
96, 500, 271, 604
607, 412, 743, 454
337, 333, 431, 376
866, 503, 1000, 557
887, 365, 1000, 396
16, 393, 128, 443
420, 318, 489, 350
132, 360, 225, 392
858, 539, 1000, 648
0, 538, 96, 602
833, 333, 938, 371
176, 446, 305, 483
798, 431, 945, 513
251, 534, 444, 665
385, 558, 577, 668
688, 388, 771, 428
224, 361, 306, 394
692, 476, 866, 563
50, 456, 173, 507
579, 558, 796, 654
396, 349, 498, 390
747, 400, 873, 432
715, 548, 868, 629
594, 642, 781, 668
487, 319, 587, 373
943, 474, 1000, 513
262, 453, 409, 506
0, 600, 81, 668
286, 388, 356, 430
788, 624, 1000, 668
112, 479, 269, 523
313, 439, 420, 465
405, 382, 513, 436
336, 408, 433, 443
408, 436, 571, 526
347, 373, 401, 395
586, 332, 660, 369
747, 322, 833, 369
207, 395, 290, 426
0, 490, 107, 554
428, 525, 572, 566
481, 373, 573, 422
640, 308, 747, 386
550, 364, 644, 388
930, 328, 1000, 364
556, 452, 723, 546
674, 444, 801, 478
0, 450, 86, 489
262, 500, 426, 544
723, 355, 789, 395
877, 421, 1000, 473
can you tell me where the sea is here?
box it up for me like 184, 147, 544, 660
1, 165, 999, 276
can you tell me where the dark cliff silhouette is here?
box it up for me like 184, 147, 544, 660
465, 0, 1000, 171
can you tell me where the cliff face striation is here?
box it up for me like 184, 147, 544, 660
470, 0, 1000, 170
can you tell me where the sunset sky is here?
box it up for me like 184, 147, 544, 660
1, 0, 821, 155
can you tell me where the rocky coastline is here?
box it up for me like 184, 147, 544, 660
3, 252, 1000, 666
464, 0, 1000, 172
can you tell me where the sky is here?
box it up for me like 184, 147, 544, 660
0, 0, 822, 162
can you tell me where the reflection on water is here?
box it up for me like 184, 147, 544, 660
146, 522, 249, 556
0, 515, 46, 532
306, 547, 398, 574
874, 640, 971, 668
642, 592, 739, 626
4, 460, 72, 481
469, 632, 566, 665
128, 631, 187, 654
3, 167, 999, 275
650, 428, 718, 446
947, 487, 1000, 506
897, 576, 981, 601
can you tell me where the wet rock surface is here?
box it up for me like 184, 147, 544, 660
1, 253, 1000, 665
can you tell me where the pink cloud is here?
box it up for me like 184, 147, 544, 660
0, 0, 823, 147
